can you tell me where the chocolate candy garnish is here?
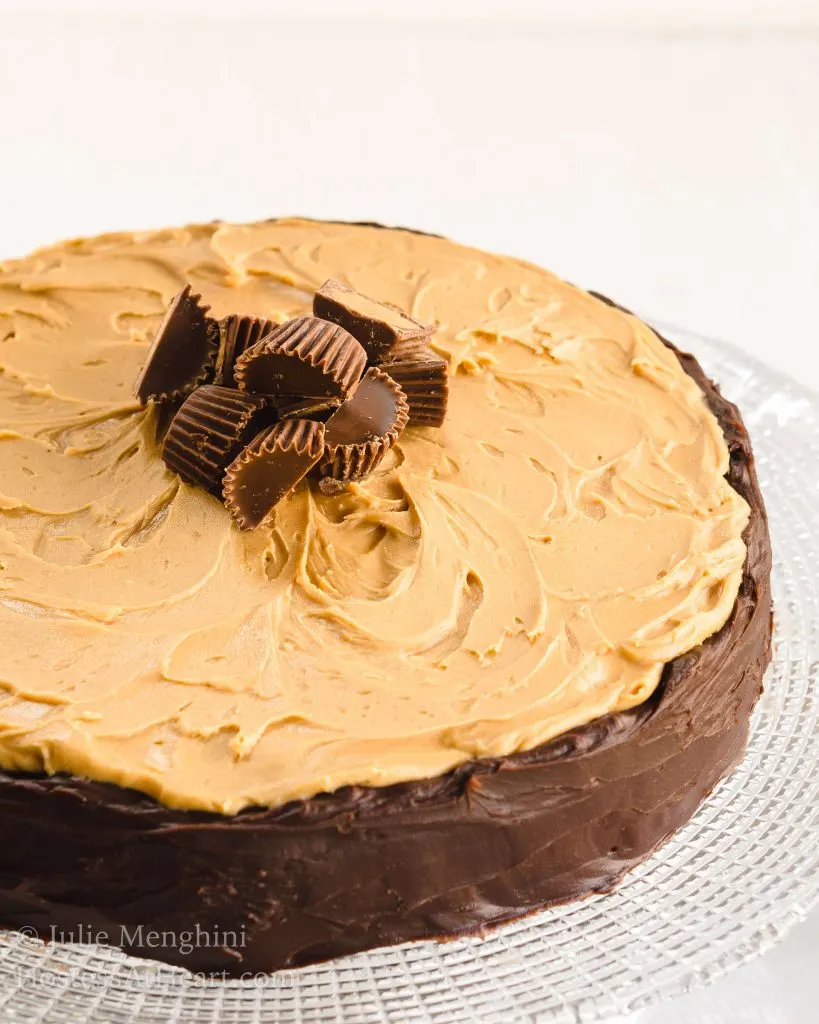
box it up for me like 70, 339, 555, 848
215, 314, 274, 389
234, 316, 365, 400
384, 336, 438, 364
274, 395, 340, 422
162, 385, 263, 493
321, 368, 409, 481
223, 419, 325, 531
153, 397, 183, 444
380, 354, 449, 427
136, 281, 447, 529
314, 278, 433, 364
134, 285, 219, 404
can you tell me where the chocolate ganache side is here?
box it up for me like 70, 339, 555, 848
0, 223, 772, 974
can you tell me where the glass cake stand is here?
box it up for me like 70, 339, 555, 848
1, 327, 817, 1024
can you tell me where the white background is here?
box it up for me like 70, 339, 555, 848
0, 2, 817, 1021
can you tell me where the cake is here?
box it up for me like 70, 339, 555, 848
0, 219, 772, 974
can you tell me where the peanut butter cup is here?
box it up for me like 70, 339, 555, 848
274, 395, 340, 422
381, 354, 449, 427
215, 314, 275, 389
234, 316, 365, 400
134, 285, 219, 404
223, 419, 325, 530
152, 397, 183, 444
321, 367, 409, 481
314, 278, 434, 363
382, 335, 437, 363
162, 385, 263, 493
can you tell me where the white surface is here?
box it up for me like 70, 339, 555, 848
638, 915, 819, 1024
1, 0, 819, 31
0, 8, 817, 1023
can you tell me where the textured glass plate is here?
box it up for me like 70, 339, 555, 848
0, 328, 817, 1024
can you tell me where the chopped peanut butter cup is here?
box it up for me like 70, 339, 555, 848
215, 314, 275, 389
382, 335, 436, 364
223, 419, 325, 530
274, 395, 340, 422
234, 316, 365, 400
381, 354, 449, 427
162, 385, 263, 493
152, 397, 183, 444
314, 278, 434, 364
318, 476, 349, 496
321, 367, 409, 481
134, 285, 219, 404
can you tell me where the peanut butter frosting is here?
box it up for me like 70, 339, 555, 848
0, 219, 749, 813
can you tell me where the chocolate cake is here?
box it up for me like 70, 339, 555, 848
0, 220, 772, 975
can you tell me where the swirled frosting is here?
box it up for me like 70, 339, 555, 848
0, 220, 749, 813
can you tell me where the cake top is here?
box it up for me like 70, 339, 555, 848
0, 219, 748, 813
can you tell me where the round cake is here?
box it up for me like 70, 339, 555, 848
0, 219, 772, 974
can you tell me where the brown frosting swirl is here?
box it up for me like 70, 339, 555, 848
0, 220, 748, 813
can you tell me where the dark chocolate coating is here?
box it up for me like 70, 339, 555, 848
133, 285, 219, 404
0, 303, 772, 977
324, 368, 404, 446
314, 278, 432, 364
214, 315, 274, 389
162, 385, 262, 494
223, 419, 325, 531
380, 354, 449, 427
235, 316, 366, 401
321, 367, 409, 481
